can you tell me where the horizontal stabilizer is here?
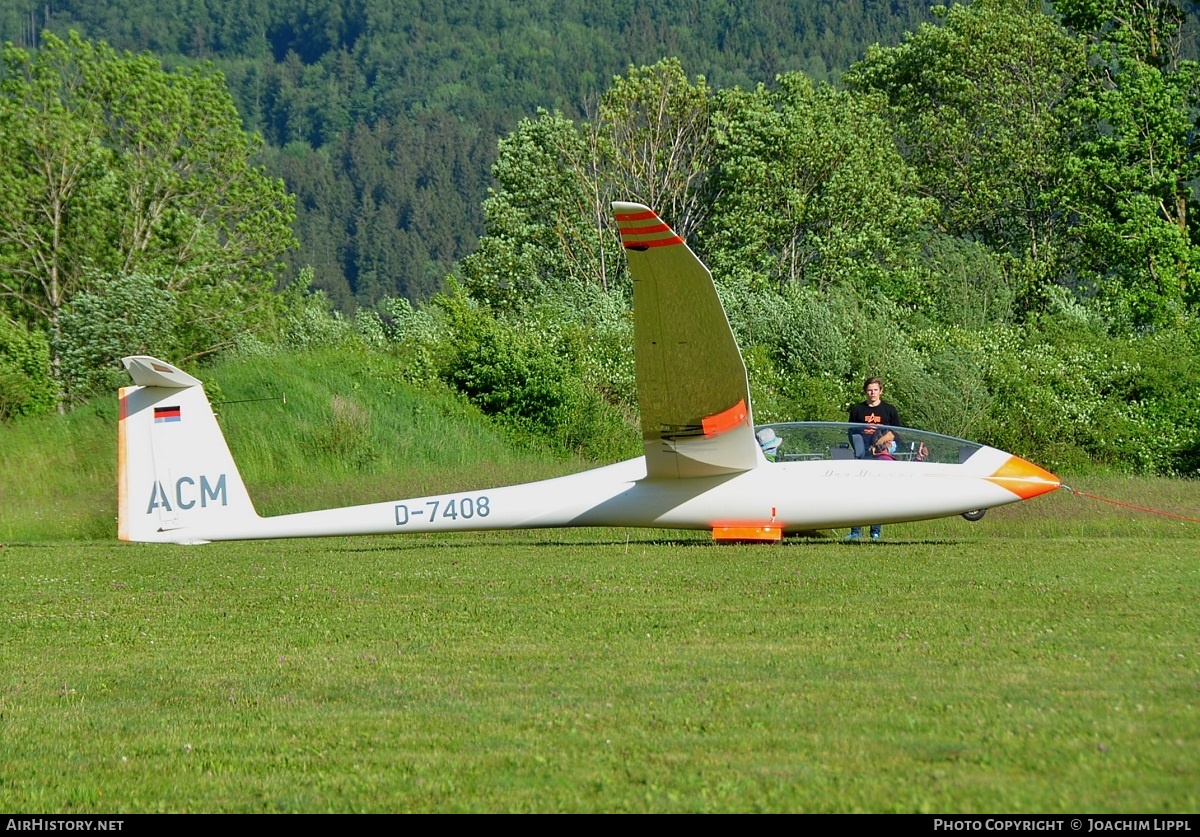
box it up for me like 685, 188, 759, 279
122, 356, 203, 389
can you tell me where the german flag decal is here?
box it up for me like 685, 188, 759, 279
615, 208, 684, 250
154, 406, 181, 423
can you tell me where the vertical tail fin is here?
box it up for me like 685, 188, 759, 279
118, 357, 260, 544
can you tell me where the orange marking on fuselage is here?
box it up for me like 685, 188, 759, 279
713, 525, 781, 542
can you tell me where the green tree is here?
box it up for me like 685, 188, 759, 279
846, 0, 1088, 312
0, 32, 111, 396
461, 109, 611, 307
1055, 0, 1200, 329
463, 60, 719, 307
704, 73, 934, 301
56, 272, 176, 401
0, 31, 295, 408
0, 314, 54, 419
597, 58, 716, 241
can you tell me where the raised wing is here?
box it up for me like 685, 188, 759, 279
614, 202, 758, 479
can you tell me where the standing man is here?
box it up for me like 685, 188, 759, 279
847, 377, 901, 541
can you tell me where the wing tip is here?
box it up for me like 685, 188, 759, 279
612, 201, 683, 250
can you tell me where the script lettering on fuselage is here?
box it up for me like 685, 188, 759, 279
146, 474, 228, 514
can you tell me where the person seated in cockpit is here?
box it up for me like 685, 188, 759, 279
848, 426, 897, 459
756, 427, 781, 462
871, 436, 897, 460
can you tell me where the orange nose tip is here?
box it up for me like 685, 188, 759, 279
986, 456, 1060, 500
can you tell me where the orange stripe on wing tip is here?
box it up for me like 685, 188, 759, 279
986, 456, 1060, 500
618, 219, 683, 248
616, 209, 683, 249
621, 235, 684, 250
618, 221, 672, 236
701, 399, 748, 436
614, 210, 660, 222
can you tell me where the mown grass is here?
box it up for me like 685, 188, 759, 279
1, 531, 1196, 812
0, 347, 1197, 811
890, 473, 1200, 541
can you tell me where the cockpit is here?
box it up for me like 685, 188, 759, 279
754, 422, 984, 465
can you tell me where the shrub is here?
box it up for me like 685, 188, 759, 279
0, 318, 55, 419
57, 273, 177, 404
377, 296, 444, 385
432, 283, 639, 460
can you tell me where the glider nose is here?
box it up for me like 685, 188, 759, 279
986, 456, 1061, 500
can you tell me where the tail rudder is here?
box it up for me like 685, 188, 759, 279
118, 357, 259, 543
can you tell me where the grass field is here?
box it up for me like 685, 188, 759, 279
2, 519, 1197, 813
1, 350, 1197, 811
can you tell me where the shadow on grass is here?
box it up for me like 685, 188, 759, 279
835, 538, 969, 546
315, 533, 973, 553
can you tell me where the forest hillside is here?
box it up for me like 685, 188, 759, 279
0, 0, 940, 306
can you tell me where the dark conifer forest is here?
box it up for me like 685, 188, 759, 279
0, 0, 940, 307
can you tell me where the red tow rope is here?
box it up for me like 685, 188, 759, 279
1061, 485, 1200, 523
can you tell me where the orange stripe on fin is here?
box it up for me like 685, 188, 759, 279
701, 399, 747, 436
117, 388, 129, 541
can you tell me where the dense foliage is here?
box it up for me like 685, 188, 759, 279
444, 2, 1200, 477
0, 32, 295, 410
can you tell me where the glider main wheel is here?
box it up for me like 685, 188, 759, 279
961, 509, 987, 522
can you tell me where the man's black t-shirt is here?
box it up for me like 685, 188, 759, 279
848, 400, 900, 429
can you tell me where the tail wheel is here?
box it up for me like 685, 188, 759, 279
961, 509, 987, 522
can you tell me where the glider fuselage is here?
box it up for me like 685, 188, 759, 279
124, 420, 1055, 544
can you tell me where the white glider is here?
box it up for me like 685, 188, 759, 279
117, 202, 1059, 544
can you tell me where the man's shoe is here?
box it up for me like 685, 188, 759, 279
870, 532, 881, 540
845, 531, 862, 541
